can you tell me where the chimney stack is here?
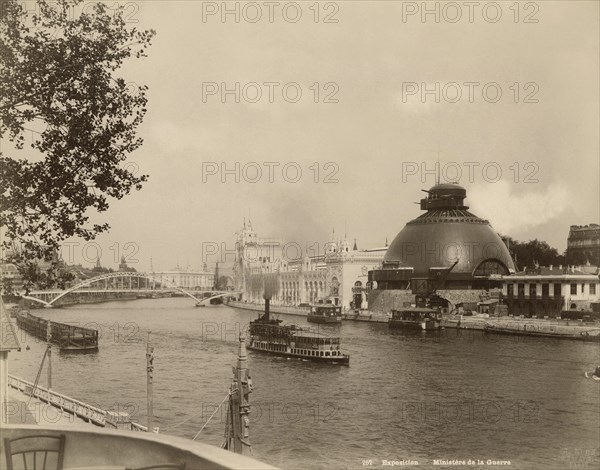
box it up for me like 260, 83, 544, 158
264, 298, 270, 321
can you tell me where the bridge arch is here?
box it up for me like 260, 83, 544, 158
23, 272, 239, 307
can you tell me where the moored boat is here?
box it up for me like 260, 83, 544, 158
484, 321, 600, 341
307, 303, 342, 324
389, 307, 442, 330
247, 299, 349, 365
15, 311, 99, 351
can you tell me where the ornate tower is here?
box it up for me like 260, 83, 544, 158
234, 219, 258, 293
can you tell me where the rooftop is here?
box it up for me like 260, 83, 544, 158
514, 266, 599, 276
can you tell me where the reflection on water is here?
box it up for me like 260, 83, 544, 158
9, 298, 600, 470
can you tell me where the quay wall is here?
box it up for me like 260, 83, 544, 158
227, 300, 309, 317
228, 300, 390, 323
367, 289, 493, 313
367, 290, 414, 313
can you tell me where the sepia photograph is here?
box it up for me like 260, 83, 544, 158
1, 1, 599, 469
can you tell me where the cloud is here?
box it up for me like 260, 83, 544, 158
147, 121, 211, 153
469, 181, 570, 236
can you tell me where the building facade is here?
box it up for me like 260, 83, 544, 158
567, 224, 600, 265
151, 265, 214, 290
501, 265, 600, 316
0, 263, 24, 294
233, 222, 386, 309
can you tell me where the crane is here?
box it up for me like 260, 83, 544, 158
416, 259, 459, 309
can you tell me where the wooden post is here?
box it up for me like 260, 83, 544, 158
146, 332, 154, 432
234, 334, 252, 454
46, 322, 52, 391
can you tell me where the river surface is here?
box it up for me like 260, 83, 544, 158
10, 298, 600, 470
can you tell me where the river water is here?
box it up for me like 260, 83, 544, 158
9, 298, 600, 470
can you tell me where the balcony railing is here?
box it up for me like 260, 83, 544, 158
2, 424, 278, 469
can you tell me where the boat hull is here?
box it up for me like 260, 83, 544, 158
389, 320, 440, 330
307, 315, 342, 324
247, 343, 349, 365
59, 341, 99, 352
484, 325, 600, 341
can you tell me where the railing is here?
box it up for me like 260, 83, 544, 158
509, 294, 564, 300
7, 375, 146, 430
131, 422, 149, 432
8, 375, 106, 426
3, 424, 280, 469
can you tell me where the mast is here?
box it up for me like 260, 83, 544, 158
214, 262, 219, 290
146, 332, 154, 432
224, 334, 252, 454
46, 322, 52, 391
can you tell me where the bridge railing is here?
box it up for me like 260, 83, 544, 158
7, 375, 146, 430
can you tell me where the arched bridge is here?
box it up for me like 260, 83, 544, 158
22, 272, 241, 308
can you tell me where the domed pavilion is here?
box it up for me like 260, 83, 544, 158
370, 183, 515, 292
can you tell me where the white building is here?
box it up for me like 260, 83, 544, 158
151, 265, 214, 290
501, 265, 600, 316
234, 222, 386, 310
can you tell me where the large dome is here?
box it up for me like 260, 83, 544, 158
384, 183, 515, 277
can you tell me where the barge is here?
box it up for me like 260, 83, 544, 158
483, 321, 600, 341
247, 299, 349, 365
15, 311, 99, 351
389, 307, 442, 330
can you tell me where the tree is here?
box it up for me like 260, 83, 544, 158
502, 236, 565, 270
0, 275, 14, 295
0, 0, 155, 290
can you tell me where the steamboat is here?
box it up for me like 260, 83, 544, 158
307, 303, 342, 324
247, 299, 349, 365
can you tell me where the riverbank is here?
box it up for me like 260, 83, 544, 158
227, 301, 392, 323
227, 300, 310, 317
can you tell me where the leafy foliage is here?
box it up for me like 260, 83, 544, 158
502, 237, 565, 270
0, 0, 154, 289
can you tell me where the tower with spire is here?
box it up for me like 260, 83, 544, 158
234, 218, 282, 295
92, 255, 103, 272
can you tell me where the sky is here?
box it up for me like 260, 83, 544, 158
7, 0, 600, 272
